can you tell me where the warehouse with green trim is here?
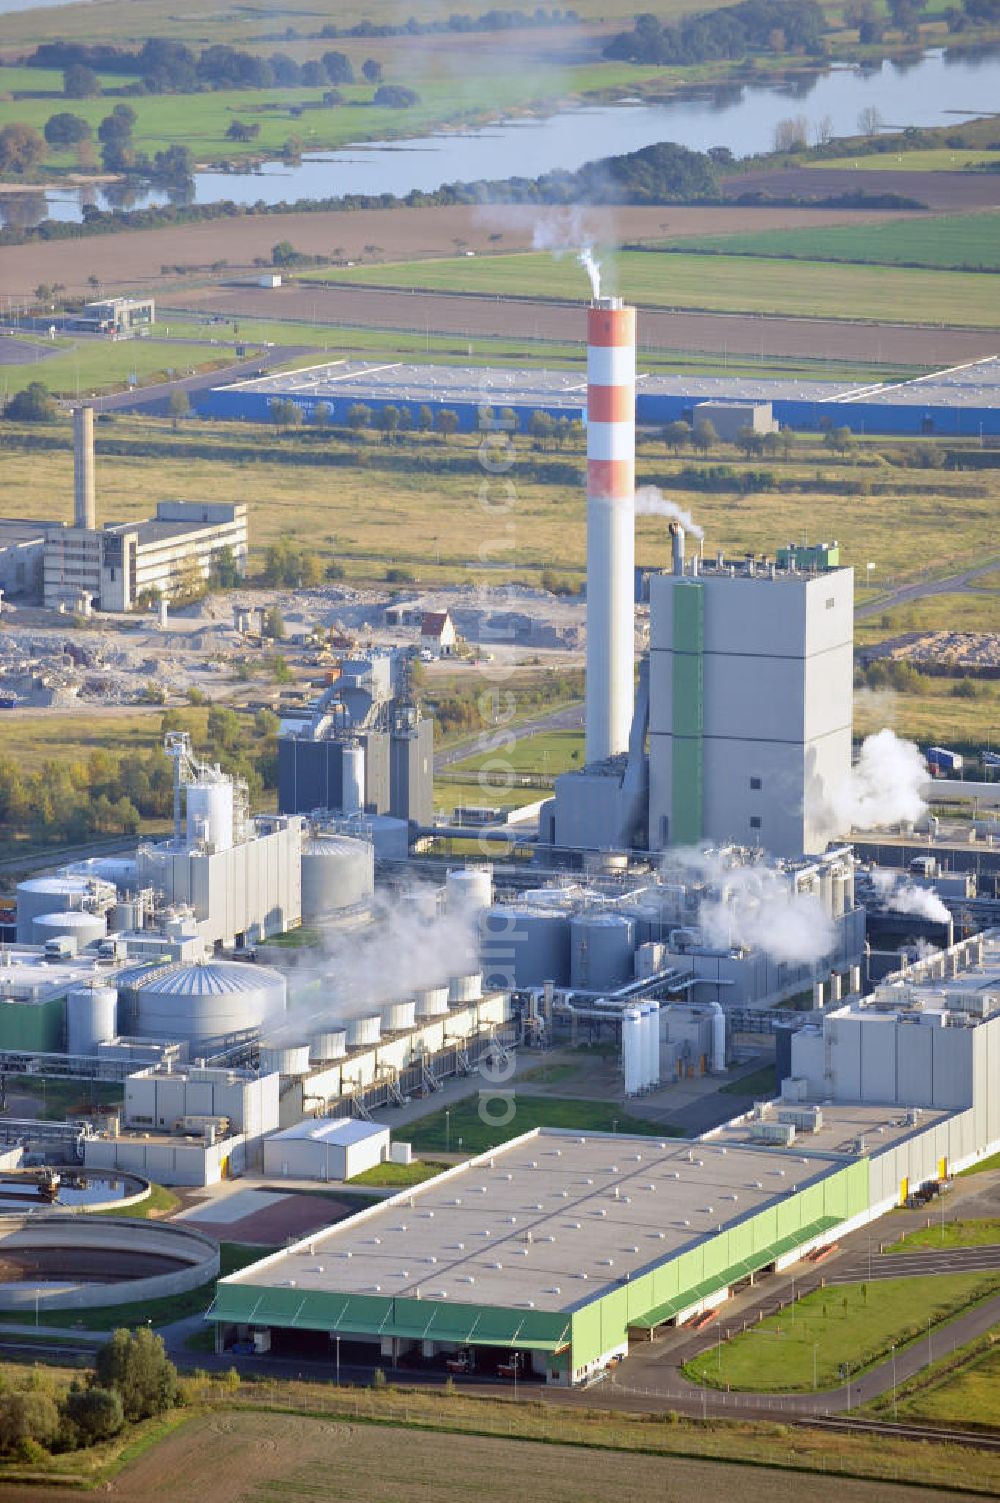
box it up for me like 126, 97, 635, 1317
211, 1126, 876, 1384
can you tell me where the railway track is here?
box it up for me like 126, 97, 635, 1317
808, 1415, 1000, 1453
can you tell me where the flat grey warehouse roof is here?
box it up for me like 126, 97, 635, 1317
223, 1128, 843, 1315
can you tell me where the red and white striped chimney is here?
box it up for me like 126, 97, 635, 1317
586, 297, 636, 764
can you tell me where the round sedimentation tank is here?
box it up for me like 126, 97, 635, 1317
346, 1014, 381, 1049
570, 912, 636, 992
448, 972, 483, 1006
32, 910, 106, 949
301, 834, 375, 921
66, 984, 117, 1056
413, 985, 449, 1019
131, 960, 286, 1050
480, 905, 572, 990
446, 865, 493, 914
15, 875, 114, 945
310, 1029, 347, 1062
259, 1041, 311, 1075
381, 999, 416, 1033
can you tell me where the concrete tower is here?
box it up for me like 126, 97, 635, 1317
585, 298, 636, 765
73, 405, 96, 531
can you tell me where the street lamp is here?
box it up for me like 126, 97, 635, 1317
336, 1333, 341, 1387
445, 1110, 451, 1153
891, 1342, 897, 1421
813, 1342, 819, 1391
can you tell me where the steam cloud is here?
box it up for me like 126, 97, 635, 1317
870, 870, 950, 924
634, 486, 704, 540
263, 888, 479, 1042
669, 849, 836, 965
813, 729, 929, 839
530, 209, 604, 300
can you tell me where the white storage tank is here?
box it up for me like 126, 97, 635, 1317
66, 983, 117, 1055
622, 1007, 643, 1097
381, 999, 416, 1033
480, 905, 571, 989
341, 743, 365, 816
131, 960, 286, 1049
645, 1001, 661, 1088
109, 896, 145, 934
448, 972, 483, 1006
16, 874, 115, 944
260, 1041, 311, 1075
300, 834, 374, 921
345, 1014, 381, 1049
710, 1002, 726, 1074
310, 1029, 347, 1061
413, 985, 450, 1018
446, 865, 493, 914
186, 778, 234, 851
32, 909, 106, 950
570, 913, 635, 992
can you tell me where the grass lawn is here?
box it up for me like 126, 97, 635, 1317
887, 1220, 1000, 1254
92, 1181, 180, 1220
659, 212, 1000, 273
854, 675, 1000, 750
869, 1324, 1000, 1430
444, 729, 584, 782
347, 1158, 450, 1187
0, 337, 240, 402
683, 1273, 1000, 1392
406, 1095, 679, 1154
960, 1151, 1000, 1176
855, 591, 1000, 646
719, 1063, 777, 1097
303, 250, 1000, 328
810, 149, 1000, 171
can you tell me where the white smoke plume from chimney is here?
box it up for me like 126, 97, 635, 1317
577, 246, 601, 300
530, 209, 604, 299
818, 729, 929, 836
870, 870, 950, 924
668, 849, 836, 965
634, 486, 704, 540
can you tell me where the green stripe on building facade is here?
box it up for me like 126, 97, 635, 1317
671, 581, 704, 846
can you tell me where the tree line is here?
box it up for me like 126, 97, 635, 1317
28, 39, 389, 96
314, 7, 579, 38
604, 0, 827, 65
0, 707, 279, 847
0, 1328, 179, 1461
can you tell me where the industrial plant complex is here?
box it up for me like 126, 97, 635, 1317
1, 293, 999, 1415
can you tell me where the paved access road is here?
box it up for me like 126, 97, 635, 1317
83, 344, 317, 415
856, 559, 1000, 620
434, 701, 583, 773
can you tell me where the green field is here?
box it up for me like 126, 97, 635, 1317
406, 1096, 677, 1154
305, 250, 1000, 328
347, 1158, 451, 1187
961, 1151, 1000, 1176
872, 1326, 1000, 1430
445, 729, 584, 781
661, 212, 1000, 272
887, 1219, 1000, 1254
683, 1273, 1000, 1392
811, 150, 1000, 172
0, 336, 238, 403
855, 591, 1000, 647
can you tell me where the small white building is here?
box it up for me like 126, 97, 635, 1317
263, 1118, 389, 1182
420, 610, 457, 656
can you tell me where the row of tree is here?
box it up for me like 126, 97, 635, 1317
0, 106, 193, 180
0, 707, 278, 847
316, 7, 579, 39
0, 1329, 178, 1461
34, 39, 389, 97
604, 0, 826, 66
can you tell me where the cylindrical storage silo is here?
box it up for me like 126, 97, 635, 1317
448, 972, 483, 1006
16, 875, 114, 945
346, 1014, 381, 1049
109, 896, 144, 934
32, 909, 106, 950
710, 1003, 726, 1074
622, 1007, 643, 1097
132, 960, 286, 1050
310, 1029, 347, 1062
301, 834, 374, 921
259, 1041, 311, 1075
570, 913, 635, 992
413, 985, 450, 1019
446, 865, 493, 915
381, 999, 416, 1033
66, 984, 117, 1056
646, 1001, 661, 1088
186, 779, 234, 851
341, 743, 365, 816
480, 905, 572, 990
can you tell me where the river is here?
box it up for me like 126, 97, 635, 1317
3, 46, 1000, 229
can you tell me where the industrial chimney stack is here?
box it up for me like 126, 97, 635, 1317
73, 404, 96, 531
585, 297, 636, 764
